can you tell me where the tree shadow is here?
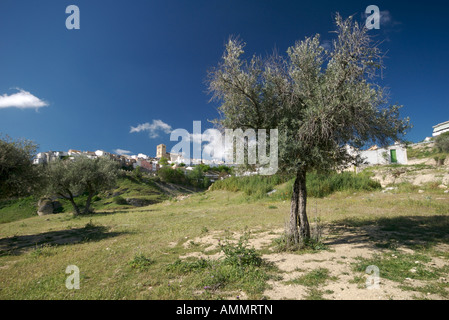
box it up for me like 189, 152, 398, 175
327, 215, 449, 250
0, 225, 126, 256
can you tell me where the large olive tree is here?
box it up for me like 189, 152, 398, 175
44, 156, 119, 215
207, 14, 410, 245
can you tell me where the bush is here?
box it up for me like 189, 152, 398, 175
132, 166, 143, 180
435, 132, 449, 153
128, 254, 154, 270
220, 233, 262, 268
113, 196, 127, 205
157, 167, 187, 185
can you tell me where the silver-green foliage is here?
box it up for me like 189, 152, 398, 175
207, 14, 410, 243
44, 157, 119, 215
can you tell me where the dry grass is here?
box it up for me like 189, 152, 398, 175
0, 188, 448, 300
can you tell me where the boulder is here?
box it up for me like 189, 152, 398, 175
52, 201, 63, 213
37, 198, 55, 216
37, 198, 63, 216
125, 198, 154, 207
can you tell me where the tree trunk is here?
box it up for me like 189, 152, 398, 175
288, 168, 311, 245
84, 191, 94, 215
69, 196, 81, 216
297, 169, 311, 240
59, 191, 80, 216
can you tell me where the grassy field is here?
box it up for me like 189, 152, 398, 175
1, 178, 448, 299
0, 175, 169, 225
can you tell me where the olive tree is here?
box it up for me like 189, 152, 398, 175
435, 132, 449, 153
0, 135, 41, 199
207, 14, 410, 245
44, 157, 119, 215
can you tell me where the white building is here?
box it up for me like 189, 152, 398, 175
358, 143, 408, 166
432, 120, 449, 137
95, 150, 111, 157
33, 151, 68, 165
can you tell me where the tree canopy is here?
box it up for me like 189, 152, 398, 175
44, 157, 119, 215
435, 132, 449, 153
0, 135, 41, 199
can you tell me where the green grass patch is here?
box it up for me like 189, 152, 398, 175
285, 268, 337, 287
0, 196, 38, 224
211, 171, 381, 200
128, 253, 155, 271
352, 252, 441, 283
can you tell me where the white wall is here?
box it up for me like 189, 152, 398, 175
359, 145, 408, 165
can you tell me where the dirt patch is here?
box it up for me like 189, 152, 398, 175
175, 226, 449, 300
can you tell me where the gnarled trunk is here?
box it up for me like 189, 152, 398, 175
83, 192, 94, 215
59, 191, 80, 216
288, 168, 311, 244
68, 196, 81, 216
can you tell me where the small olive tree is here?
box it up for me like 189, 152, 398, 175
435, 132, 449, 153
44, 157, 119, 215
207, 14, 410, 245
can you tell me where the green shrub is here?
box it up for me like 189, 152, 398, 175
128, 254, 155, 270
219, 233, 262, 268
113, 196, 127, 205
435, 132, 449, 153
157, 167, 187, 185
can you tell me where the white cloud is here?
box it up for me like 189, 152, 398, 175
380, 10, 393, 25
197, 129, 226, 160
130, 120, 172, 138
0, 88, 49, 109
362, 10, 401, 28
114, 149, 132, 155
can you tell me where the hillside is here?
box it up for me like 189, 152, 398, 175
0, 174, 199, 224
1, 184, 448, 300
362, 142, 449, 191
1, 148, 448, 300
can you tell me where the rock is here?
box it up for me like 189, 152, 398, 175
445, 190, 449, 194
37, 198, 63, 216
438, 184, 448, 189
52, 201, 63, 213
418, 190, 425, 194
37, 198, 55, 216
382, 187, 397, 193
125, 198, 154, 207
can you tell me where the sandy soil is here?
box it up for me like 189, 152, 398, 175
176, 227, 449, 300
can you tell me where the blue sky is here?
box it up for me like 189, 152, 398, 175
0, 0, 448, 157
